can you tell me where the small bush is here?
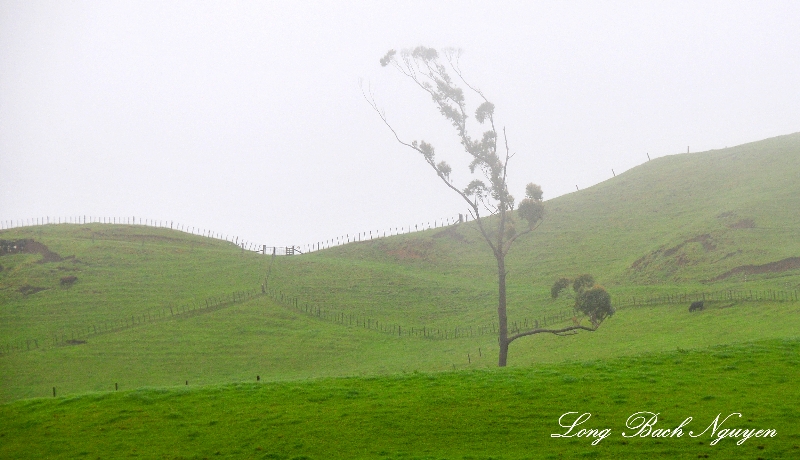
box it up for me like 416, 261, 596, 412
575, 285, 614, 327
551, 277, 571, 298
572, 274, 595, 293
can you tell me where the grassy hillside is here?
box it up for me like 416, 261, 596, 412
2, 339, 799, 459
266, 132, 800, 327
0, 224, 269, 346
529, 132, 800, 285
2, 133, 800, 458
3, 289, 797, 402
2, 134, 800, 404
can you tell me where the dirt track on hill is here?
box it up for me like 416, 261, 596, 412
710, 257, 800, 281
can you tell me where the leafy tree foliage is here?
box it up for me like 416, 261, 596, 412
551, 274, 615, 328
572, 274, 595, 294
550, 277, 571, 299
575, 285, 614, 327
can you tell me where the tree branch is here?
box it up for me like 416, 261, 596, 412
502, 226, 533, 257
361, 82, 502, 254
507, 324, 599, 343
445, 49, 489, 104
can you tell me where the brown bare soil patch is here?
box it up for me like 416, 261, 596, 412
631, 234, 716, 272
0, 239, 62, 262
717, 250, 743, 262
431, 225, 466, 242
710, 257, 800, 281
729, 218, 756, 229
60, 275, 78, 286
630, 252, 657, 271
688, 234, 717, 251
18, 284, 47, 296
674, 253, 690, 266
664, 234, 716, 257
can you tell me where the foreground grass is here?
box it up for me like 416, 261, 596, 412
2, 339, 799, 459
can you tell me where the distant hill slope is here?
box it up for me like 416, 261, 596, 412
517, 131, 800, 284
494, 133, 800, 284
227, 133, 798, 339
0, 225, 268, 346
298, 132, 800, 289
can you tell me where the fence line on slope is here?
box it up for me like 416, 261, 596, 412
0, 288, 262, 356
264, 286, 799, 342
265, 286, 575, 341
0, 212, 474, 255
4, 285, 797, 356
616, 289, 799, 308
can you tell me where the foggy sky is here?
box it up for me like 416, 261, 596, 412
2, 1, 799, 247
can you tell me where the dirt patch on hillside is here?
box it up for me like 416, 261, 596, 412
0, 239, 62, 263
710, 257, 800, 281
19, 284, 47, 296
717, 211, 756, 229
729, 219, 756, 229
431, 225, 466, 242
663, 234, 716, 257
630, 252, 655, 271
631, 234, 717, 272
60, 275, 78, 286
717, 250, 743, 262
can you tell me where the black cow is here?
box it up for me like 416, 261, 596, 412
689, 301, 704, 312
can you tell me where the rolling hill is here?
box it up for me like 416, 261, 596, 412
1, 132, 799, 405
265, 131, 800, 328
2, 132, 800, 458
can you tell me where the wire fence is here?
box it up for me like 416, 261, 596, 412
1, 288, 261, 356
266, 286, 578, 340
617, 289, 799, 308
264, 285, 800, 342
3, 285, 798, 356
0, 212, 474, 255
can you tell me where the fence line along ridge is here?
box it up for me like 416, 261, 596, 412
0, 211, 475, 255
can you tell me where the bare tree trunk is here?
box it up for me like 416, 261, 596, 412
497, 252, 509, 366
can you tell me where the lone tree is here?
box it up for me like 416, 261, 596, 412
366, 46, 610, 366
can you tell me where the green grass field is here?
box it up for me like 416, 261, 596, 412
2, 339, 799, 459
1, 132, 799, 458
